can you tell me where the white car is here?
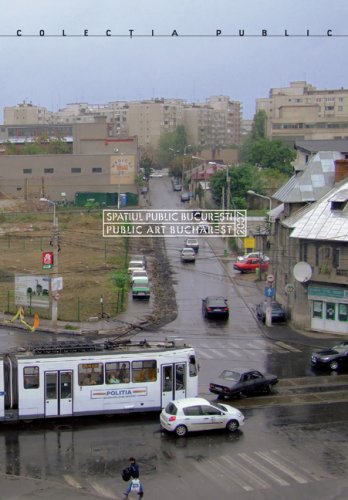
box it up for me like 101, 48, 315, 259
237, 252, 270, 262
181, 247, 196, 262
131, 269, 148, 282
160, 397, 245, 437
128, 261, 146, 274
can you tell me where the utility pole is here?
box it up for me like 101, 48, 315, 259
40, 198, 59, 327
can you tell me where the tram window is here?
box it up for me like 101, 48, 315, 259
132, 360, 157, 383
23, 366, 39, 389
78, 363, 104, 386
189, 355, 198, 377
106, 361, 130, 384
175, 363, 186, 390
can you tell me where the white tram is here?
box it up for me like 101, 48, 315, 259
0, 338, 198, 422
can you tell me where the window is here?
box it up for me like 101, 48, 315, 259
71, 167, 81, 173
23, 169, 32, 174
313, 301, 323, 319
105, 361, 130, 384
92, 167, 102, 173
78, 363, 104, 386
24, 366, 39, 389
175, 363, 185, 390
44, 168, 54, 174
338, 304, 348, 322
189, 355, 198, 376
300, 243, 308, 262
201, 405, 220, 416
132, 360, 157, 382
326, 303, 336, 321
183, 405, 201, 416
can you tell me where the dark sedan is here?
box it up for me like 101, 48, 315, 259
256, 301, 287, 323
202, 296, 229, 319
311, 342, 348, 371
209, 369, 278, 399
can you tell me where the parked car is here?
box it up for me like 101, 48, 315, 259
233, 258, 269, 273
181, 247, 196, 262
160, 397, 245, 437
256, 301, 287, 323
311, 342, 348, 371
237, 252, 270, 262
181, 192, 190, 202
131, 269, 148, 281
209, 369, 278, 399
173, 182, 182, 191
132, 281, 150, 299
202, 296, 229, 319
132, 276, 149, 287
185, 237, 199, 253
128, 261, 146, 274
130, 255, 147, 268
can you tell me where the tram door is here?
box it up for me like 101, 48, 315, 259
44, 371, 73, 417
161, 363, 186, 407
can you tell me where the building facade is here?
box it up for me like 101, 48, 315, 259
256, 81, 348, 145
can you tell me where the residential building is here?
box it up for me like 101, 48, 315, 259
256, 81, 348, 145
3, 101, 54, 125
270, 155, 348, 333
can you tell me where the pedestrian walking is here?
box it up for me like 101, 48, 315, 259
122, 457, 144, 499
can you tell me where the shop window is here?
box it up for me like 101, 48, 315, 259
326, 302, 336, 321
312, 301, 323, 319
338, 304, 348, 322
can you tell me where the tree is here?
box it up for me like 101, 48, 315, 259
251, 110, 267, 140
246, 138, 295, 175
139, 155, 153, 180
210, 164, 265, 209
156, 125, 189, 168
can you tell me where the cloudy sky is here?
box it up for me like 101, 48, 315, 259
0, 0, 347, 119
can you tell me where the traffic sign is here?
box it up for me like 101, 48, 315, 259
266, 274, 275, 283
264, 287, 275, 298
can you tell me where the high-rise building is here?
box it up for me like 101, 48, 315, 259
256, 81, 348, 145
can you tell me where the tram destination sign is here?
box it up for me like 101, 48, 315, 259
103, 209, 247, 238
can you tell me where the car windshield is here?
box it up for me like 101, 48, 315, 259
219, 370, 240, 381
332, 344, 347, 352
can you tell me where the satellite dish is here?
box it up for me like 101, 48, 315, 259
293, 262, 312, 283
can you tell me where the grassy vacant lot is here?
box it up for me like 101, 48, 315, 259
0, 204, 135, 322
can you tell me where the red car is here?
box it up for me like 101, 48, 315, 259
233, 257, 269, 273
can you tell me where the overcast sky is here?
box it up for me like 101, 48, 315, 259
0, 0, 347, 119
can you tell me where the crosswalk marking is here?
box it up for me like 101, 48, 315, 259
275, 341, 302, 353
63, 474, 83, 489
254, 451, 308, 484
190, 448, 328, 494
220, 455, 270, 490
238, 452, 290, 486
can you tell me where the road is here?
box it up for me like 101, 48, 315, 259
0, 174, 347, 499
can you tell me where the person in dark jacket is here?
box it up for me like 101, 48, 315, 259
122, 457, 144, 499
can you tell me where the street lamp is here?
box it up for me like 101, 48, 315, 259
247, 190, 272, 222
40, 197, 59, 327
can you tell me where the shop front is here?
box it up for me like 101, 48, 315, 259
308, 285, 348, 334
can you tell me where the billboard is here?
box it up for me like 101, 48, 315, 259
15, 275, 50, 309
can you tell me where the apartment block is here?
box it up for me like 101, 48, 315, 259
2, 95, 241, 151
256, 81, 348, 145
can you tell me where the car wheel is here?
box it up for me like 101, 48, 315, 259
265, 384, 271, 394
329, 360, 339, 370
175, 425, 188, 437
226, 419, 239, 433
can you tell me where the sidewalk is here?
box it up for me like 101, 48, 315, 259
206, 236, 342, 344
